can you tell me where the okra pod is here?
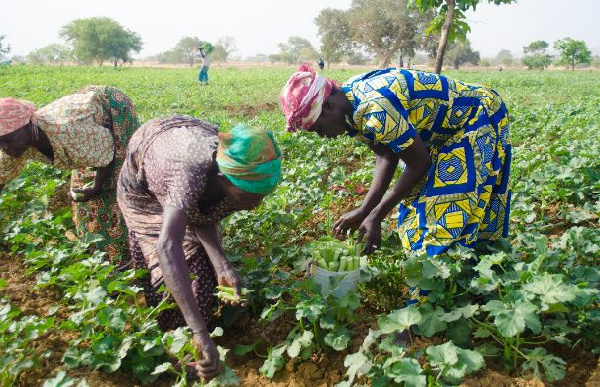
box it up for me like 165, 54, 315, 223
216, 285, 249, 296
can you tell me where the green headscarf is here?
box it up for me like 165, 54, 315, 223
216, 124, 282, 195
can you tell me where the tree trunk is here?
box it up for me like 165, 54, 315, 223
434, 0, 455, 74
380, 53, 393, 68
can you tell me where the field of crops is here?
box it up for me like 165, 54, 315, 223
0, 65, 598, 387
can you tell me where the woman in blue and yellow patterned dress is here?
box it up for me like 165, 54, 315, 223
281, 64, 511, 258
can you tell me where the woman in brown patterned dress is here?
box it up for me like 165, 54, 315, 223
0, 86, 139, 264
117, 115, 282, 381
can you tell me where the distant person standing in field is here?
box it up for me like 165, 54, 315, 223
318, 58, 325, 71
117, 116, 282, 381
281, 63, 511, 260
198, 48, 211, 85
0, 86, 139, 264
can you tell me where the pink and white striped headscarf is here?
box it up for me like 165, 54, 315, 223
0, 98, 36, 137
280, 63, 336, 132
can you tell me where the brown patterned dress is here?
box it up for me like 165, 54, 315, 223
117, 115, 236, 329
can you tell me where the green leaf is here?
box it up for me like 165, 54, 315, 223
427, 341, 484, 384
287, 330, 314, 358
151, 362, 173, 375
473, 326, 491, 338
211, 326, 224, 338
484, 299, 541, 337
426, 341, 459, 366
522, 348, 566, 382
324, 326, 350, 351
343, 351, 372, 384
43, 371, 75, 387
215, 365, 240, 386
382, 357, 426, 387
446, 320, 472, 347
295, 297, 326, 322
378, 306, 421, 334
523, 273, 577, 310
62, 347, 81, 368
260, 346, 286, 379
233, 343, 256, 356
97, 307, 126, 331
319, 314, 336, 329
416, 303, 447, 337
378, 335, 406, 357
163, 327, 192, 355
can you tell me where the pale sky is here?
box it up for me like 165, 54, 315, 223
2, 0, 599, 59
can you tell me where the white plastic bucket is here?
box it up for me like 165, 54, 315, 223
309, 261, 360, 298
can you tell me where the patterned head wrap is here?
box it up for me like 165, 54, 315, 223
280, 63, 336, 132
0, 98, 36, 137
216, 124, 282, 195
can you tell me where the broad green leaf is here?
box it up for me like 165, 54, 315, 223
426, 341, 459, 366
260, 346, 286, 379
97, 307, 126, 331
446, 320, 472, 347
295, 297, 326, 322
324, 326, 350, 351
43, 371, 75, 387
233, 343, 256, 356
378, 307, 421, 334
416, 303, 447, 337
382, 357, 426, 387
211, 326, 224, 338
151, 362, 173, 375
427, 341, 484, 384
215, 365, 240, 386
522, 347, 566, 382
319, 314, 336, 329
343, 351, 372, 383
523, 273, 577, 310
484, 299, 541, 337
378, 335, 406, 356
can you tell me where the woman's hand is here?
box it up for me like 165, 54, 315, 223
215, 262, 247, 307
192, 332, 220, 382
332, 207, 369, 239
69, 185, 101, 202
357, 214, 382, 254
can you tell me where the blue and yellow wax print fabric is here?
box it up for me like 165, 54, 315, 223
341, 69, 511, 257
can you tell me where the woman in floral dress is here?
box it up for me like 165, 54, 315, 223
0, 86, 139, 264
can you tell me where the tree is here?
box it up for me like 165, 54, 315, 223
60, 17, 142, 66
554, 38, 592, 70
346, 0, 432, 68
27, 44, 72, 66
315, 8, 353, 68
495, 49, 513, 66
479, 58, 491, 67
268, 54, 282, 63
173, 36, 203, 67
212, 36, 236, 63
278, 36, 318, 64
414, 0, 516, 74
521, 40, 552, 70
0, 35, 10, 57
445, 39, 480, 69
